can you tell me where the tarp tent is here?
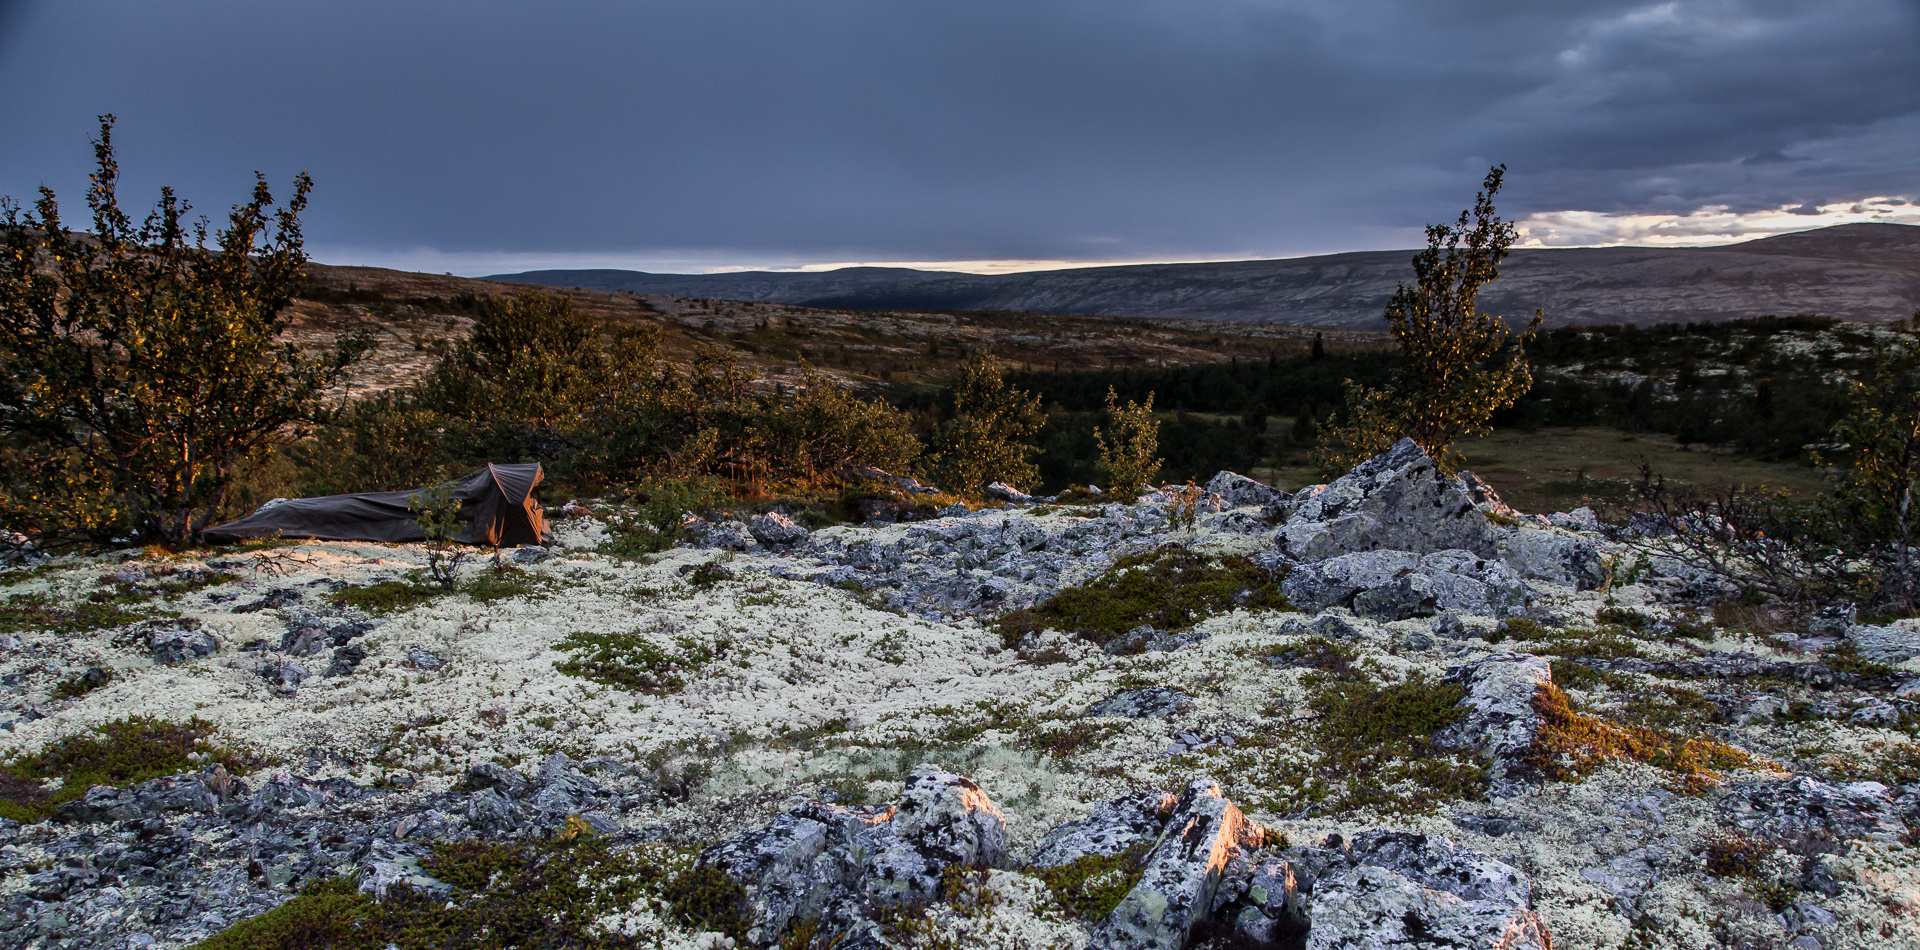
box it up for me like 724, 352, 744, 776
202, 463, 550, 546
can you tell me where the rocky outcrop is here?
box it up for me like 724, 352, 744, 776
1279, 439, 1500, 562
698, 765, 1008, 945
1282, 549, 1530, 617
1717, 776, 1912, 843
1433, 654, 1555, 798
1501, 529, 1606, 590
1097, 780, 1267, 950
1205, 471, 1289, 511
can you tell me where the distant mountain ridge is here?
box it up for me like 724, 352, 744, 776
487, 223, 1920, 329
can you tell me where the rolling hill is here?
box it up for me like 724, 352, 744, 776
487, 222, 1920, 329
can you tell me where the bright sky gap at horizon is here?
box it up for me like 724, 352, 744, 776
0, 0, 1916, 277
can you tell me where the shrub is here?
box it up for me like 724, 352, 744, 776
1289, 672, 1488, 814
926, 353, 1045, 497
326, 580, 442, 616
0, 716, 256, 822
1097, 387, 1162, 500
598, 478, 726, 557
1316, 166, 1540, 476
553, 629, 729, 695
0, 116, 371, 547
1030, 845, 1149, 920
993, 545, 1288, 648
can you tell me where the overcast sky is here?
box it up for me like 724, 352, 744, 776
1, 0, 1916, 275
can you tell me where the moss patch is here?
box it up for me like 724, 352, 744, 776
0, 716, 258, 823
1030, 844, 1149, 920
994, 545, 1289, 648
194, 834, 736, 950
1528, 682, 1755, 794
326, 580, 443, 615
0, 592, 148, 635
554, 630, 730, 695
463, 565, 547, 603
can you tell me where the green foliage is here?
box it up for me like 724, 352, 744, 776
0, 116, 371, 547
50, 667, 112, 700
1318, 166, 1539, 475
194, 835, 734, 950
658, 864, 750, 939
0, 716, 256, 823
326, 579, 443, 616
1030, 845, 1149, 920
408, 481, 468, 591
1096, 387, 1162, 500
553, 629, 730, 695
598, 478, 728, 557
0, 591, 149, 634
463, 565, 544, 603
927, 353, 1045, 497
1818, 323, 1920, 606
993, 545, 1288, 648
1280, 672, 1487, 814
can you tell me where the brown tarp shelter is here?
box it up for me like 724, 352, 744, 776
202, 463, 550, 546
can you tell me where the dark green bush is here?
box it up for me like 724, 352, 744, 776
0, 716, 256, 823
994, 545, 1288, 648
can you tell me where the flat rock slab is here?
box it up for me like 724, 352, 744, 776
1087, 687, 1194, 719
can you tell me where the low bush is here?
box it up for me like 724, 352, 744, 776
553, 630, 730, 695
0, 592, 147, 634
193, 833, 741, 950
1029, 844, 1149, 920
1527, 682, 1754, 794
0, 716, 257, 823
993, 545, 1288, 648
326, 580, 443, 616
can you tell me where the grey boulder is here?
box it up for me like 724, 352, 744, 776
1433, 653, 1554, 797
1028, 790, 1177, 869
150, 628, 219, 665
1097, 779, 1269, 950
749, 511, 810, 547
1280, 439, 1499, 562
1501, 530, 1607, 590
1206, 471, 1289, 510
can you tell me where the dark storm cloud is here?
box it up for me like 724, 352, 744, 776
0, 0, 1914, 270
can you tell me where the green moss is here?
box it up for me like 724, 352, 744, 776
660, 864, 749, 939
1262, 637, 1358, 678
463, 565, 546, 603
1819, 642, 1900, 679
1548, 658, 1632, 692
686, 558, 734, 589
0, 716, 258, 823
1030, 845, 1149, 920
326, 580, 443, 615
993, 545, 1289, 648
0, 592, 148, 634
196, 834, 711, 950
554, 630, 730, 695
1275, 673, 1488, 815
50, 667, 112, 700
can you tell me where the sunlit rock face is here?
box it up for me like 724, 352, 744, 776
1095, 779, 1266, 950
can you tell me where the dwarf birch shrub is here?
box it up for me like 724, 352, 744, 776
927, 353, 1045, 498
1097, 386, 1161, 500
1318, 165, 1540, 476
0, 116, 370, 546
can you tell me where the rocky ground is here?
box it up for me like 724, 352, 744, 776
2, 441, 1919, 949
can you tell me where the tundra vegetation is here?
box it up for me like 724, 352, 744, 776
5, 133, 1920, 950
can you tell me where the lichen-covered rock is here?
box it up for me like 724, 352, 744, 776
1279, 439, 1498, 562
1501, 529, 1606, 590
1206, 471, 1289, 511
1717, 776, 1912, 843
1282, 550, 1420, 613
750, 511, 810, 546
1096, 779, 1266, 950
1346, 831, 1532, 906
984, 481, 1034, 504
700, 766, 1008, 946
1846, 622, 1920, 664
1304, 863, 1550, 950
150, 627, 218, 664
1433, 653, 1554, 797
1086, 687, 1193, 719
1029, 790, 1177, 869
1352, 573, 1440, 621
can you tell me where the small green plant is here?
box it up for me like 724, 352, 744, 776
994, 545, 1287, 649
554, 630, 730, 695
1097, 387, 1161, 501
598, 477, 726, 557
0, 592, 148, 634
326, 579, 442, 615
686, 556, 734, 589
464, 564, 543, 603
408, 481, 468, 591
0, 716, 257, 822
1163, 479, 1204, 530
50, 667, 112, 700
1030, 845, 1149, 920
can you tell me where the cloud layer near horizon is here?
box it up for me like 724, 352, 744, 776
1, 0, 1915, 274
